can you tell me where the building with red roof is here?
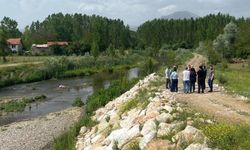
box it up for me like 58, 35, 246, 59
7, 38, 23, 52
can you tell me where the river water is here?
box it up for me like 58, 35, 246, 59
0, 68, 140, 126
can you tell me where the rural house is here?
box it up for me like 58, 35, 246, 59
31, 41, 68, 55
7, 38, 23, 52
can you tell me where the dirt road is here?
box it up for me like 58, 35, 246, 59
173, 53, 250, 124
0, 62, 42, 69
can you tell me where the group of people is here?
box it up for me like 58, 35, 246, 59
165, 64, 215, 94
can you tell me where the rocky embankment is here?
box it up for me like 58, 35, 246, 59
76, 73, 212, 150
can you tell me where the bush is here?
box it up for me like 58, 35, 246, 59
218, 74, 228, 84
72, 97, 84, 107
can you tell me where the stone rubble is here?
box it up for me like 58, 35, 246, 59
76, 73, 212, 150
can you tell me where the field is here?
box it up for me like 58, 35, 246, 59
217, 62, 250, 99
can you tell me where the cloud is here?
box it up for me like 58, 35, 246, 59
158, 5, 177, 14
0, 0, 249, 29
78, 2, 104, 12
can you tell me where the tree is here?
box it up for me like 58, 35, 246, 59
0, 30, 9, 62
0, 17, 21, 38
213, 22, 238, 59
91, 41, 99, 58
107, 44, 115, 57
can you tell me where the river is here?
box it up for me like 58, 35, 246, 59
0, 68, 140, 126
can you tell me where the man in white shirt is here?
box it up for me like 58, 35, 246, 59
183, 67, 190, 94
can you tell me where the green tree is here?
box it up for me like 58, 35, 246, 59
91, 41, 99, 58
107, 44, 115, 57
0, 30, 9, 62
0, 17, 21, 38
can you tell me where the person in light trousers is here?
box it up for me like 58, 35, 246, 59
183, 67, 190, 94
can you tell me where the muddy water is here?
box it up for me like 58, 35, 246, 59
0, 68, 140, 125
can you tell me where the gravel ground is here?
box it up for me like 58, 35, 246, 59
0, 107, 83, 150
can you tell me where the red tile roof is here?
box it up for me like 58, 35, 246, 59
7, 38, 22, 45
47, 41, 68, 47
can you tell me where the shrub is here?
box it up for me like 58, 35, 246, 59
218, 74, 228, 84
72, 97, 84, 107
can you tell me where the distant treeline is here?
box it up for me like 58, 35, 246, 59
21, 13, 134, 55
138, 13, 238, 48
1, 13, 250, 58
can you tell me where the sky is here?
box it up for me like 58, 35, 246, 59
0, 0, 249, 29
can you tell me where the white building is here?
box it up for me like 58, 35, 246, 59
7, 38, 23, 52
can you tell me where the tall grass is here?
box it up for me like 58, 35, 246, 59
202, 123, 250, 150
216, 63, 250, 99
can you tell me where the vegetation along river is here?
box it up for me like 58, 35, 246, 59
0, 68, 140, 126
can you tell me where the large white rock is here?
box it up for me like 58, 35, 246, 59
107, 124, 141, 148
141, 119, 157, 136
139, 131, 156, 149
162, 105, 173, 113
185, 143, 211, 150
172, 126, 205, 149
156, 113, 173, 123
157, 123, 171, 137
75, 137, 84, 150
79, 126, 87, 135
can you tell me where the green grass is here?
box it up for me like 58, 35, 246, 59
0, 94, 46, 113
216, 63, 250, 99
72, 97, 84, 107
201, 123, 250, 150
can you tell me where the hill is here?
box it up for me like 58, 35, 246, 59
162, 11, 199, 20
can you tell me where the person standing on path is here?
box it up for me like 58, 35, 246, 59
208, 65, 215, 92
203, 65, 207, 90
183, 67, 190, 94
170, 67, 178, 92
189, 67, 197, 93
165, 66, 172, 89
197, 65, 206, 93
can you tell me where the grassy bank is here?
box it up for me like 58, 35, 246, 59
52, 77, 139, 150
0, 53, 146, 88
0, 94, 46, 114
216, 63, 250, 99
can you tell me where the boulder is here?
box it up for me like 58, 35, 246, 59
157, 123, 171, 137
141, 119, 157, 136
172, 126, 205, 149
185, 143, 211, 150
79, 126, 87, 135
107, 124, 141, 148
143, 139, 171, 150
139, 131, 156, 149
156, 113, 173, 123
162, 105, 173, 113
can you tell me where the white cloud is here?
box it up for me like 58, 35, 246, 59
0, 0, 249, 29
78, 2, 104, 12
158, 5, 177, 14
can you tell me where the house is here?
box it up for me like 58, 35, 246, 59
7, 38, 23, 52
31, 41, 68, 55
47, 41, 68, 47
31, 44, 52, 55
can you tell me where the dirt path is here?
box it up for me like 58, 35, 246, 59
0, 61, 43, 68
174, 53, 250, 124
0, 107, 83, 150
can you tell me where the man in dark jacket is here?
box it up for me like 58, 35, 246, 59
197, 65, 206, 93
189, 67, 197, 93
